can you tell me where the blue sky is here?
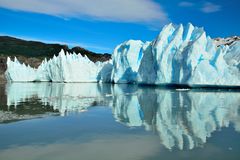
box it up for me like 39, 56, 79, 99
0, 0, 239, 53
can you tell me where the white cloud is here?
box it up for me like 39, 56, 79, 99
0, 0, 168, 23
178, 1, 221, 14
201, 2, 221, 13
178, 1, 194, 7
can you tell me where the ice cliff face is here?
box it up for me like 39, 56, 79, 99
5, 23, 240, 86
5, 57, 37, 82
46, 50, 101, 82
111, 40, 146, 83
6, 50, 112, 82
137, 23, 240, 86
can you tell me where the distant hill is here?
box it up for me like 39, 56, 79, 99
0, 36, 111, 62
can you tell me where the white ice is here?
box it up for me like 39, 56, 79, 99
5, 23, 240, 86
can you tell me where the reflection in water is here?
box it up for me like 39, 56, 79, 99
113, 88, 240, 150
3, 82, 240, 150
5, 83, 112, 115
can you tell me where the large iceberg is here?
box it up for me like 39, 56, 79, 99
137, 23, 240, 86
5, 23, 240, 86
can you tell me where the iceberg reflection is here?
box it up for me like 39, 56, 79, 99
6, 83, 112, 115
112, 88, 240, 150
4, 82, 240, 150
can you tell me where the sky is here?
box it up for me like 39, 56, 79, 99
0, 0, 239, 53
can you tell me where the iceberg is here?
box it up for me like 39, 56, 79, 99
5, 23, 240, 86
46, 50, 102, 82
137, 23, 240, 86
5, 57, 37, 82
5, 50, 112, 83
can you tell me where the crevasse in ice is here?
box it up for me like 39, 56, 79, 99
5, 23, 240, 86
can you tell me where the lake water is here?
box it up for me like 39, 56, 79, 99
0, 82, 240, 160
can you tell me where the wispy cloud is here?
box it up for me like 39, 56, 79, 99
178, 1, 194, 7
201, 2, 221, 13
178, 1, 221, 14
0, 0, 168, 24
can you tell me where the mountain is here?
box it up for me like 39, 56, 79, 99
0, 36, 111, 62
0, 36, 111, 82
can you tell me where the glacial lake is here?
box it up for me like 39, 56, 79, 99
0, 83, 240, 160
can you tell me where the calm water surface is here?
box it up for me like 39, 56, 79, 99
0, 83, 240, 160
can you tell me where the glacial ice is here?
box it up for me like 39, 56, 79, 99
137, 23, 240, 86
5, 57, 37, 82
111, 40, 146, 83
6, 50, 113, 83
5, 23, 240, 86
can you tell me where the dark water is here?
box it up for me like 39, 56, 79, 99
0, 83, 240, 160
